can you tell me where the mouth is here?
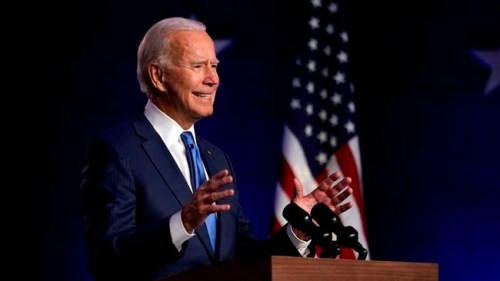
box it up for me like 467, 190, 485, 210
193, 92, 212, 99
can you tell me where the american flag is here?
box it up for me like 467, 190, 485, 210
272, 0, 369, 259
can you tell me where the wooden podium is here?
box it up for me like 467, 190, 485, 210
158, 256, 438, 281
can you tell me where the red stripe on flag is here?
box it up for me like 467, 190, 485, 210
336, 143, 367, 236
339, 247, 356, 259
279, 157, 296, 199
272, 157, 295, 233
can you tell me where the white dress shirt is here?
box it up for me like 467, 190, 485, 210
144, 100, 195, 249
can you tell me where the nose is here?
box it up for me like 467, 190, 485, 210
204, 67, 219, 86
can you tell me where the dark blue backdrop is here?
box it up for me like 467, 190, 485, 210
35, 1, 499, 280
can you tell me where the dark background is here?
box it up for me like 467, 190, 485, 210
24, 0, 500, 280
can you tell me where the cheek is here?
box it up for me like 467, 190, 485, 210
179, 72, 202, 88
169, 76, 195, 94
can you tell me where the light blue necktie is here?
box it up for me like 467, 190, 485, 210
181, 131, 217, 251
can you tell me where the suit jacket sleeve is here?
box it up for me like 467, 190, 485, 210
80, 128, 183, 280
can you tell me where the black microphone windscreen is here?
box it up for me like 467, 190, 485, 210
282, 203, 315, 233
311, 203, 343, 233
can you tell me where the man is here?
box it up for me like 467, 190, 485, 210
80, 17, 354, 281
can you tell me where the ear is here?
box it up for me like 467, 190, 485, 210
148, 64, 167, 92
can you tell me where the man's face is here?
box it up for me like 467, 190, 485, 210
160, 30, 219, 128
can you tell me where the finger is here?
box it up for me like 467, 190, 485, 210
208, 192, 216, 203
204, 188, 235, 206
213, 168, 230, 178
327, 171, 343, 181
328, 176, 352, 196
293, 178, 304, 198
212, 189, 234, 201
333, 187, 353, 204
203, 170, 233, 191
195, 170, 229, 191
201, 203, 216, 215
204, 202, 231, 214
334, 201, 353, 215
318, 171, 343, 192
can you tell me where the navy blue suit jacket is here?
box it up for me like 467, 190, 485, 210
81, 113, 301, 281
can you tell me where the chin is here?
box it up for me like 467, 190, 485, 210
196, 109, 213, 119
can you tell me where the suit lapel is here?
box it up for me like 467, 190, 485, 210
133, 114, 216, 257
198, 139, 235, 259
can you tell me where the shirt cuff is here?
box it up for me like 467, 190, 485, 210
170, 211, 195, 251
286, 224, 311, 257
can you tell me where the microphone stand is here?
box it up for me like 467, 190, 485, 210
313, 226, 341, 258
282, 202, 341, 258
337, 225, 368, 260
311, 203, 368, 260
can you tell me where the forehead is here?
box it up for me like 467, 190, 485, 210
169, 30, 216, 56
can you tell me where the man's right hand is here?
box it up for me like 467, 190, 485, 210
181, 169, 234, 233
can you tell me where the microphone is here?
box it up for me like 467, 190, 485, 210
313, 225, 341, 258
282, 202, 315, 233
282, 203, 340, 258
311, 203, 368, 260
311, 203, 343, 233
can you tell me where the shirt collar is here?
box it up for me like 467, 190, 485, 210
144, 100, 196, 146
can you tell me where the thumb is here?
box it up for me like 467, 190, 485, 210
293, 178, 304, 198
